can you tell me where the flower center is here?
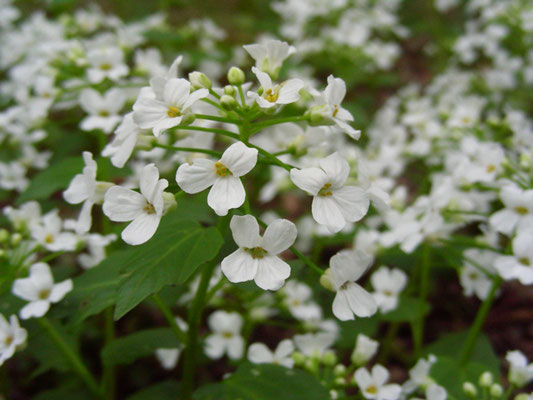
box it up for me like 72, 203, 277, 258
384, 290, 393, 296
100, 63, 112, 70
514, 206, 528, 215
366, 385, 378, 394
265, 88, 279, 103
39, 289, 51, 300
4, 335, 13, 346
486, 164, 496, 173
333, 104, 339, 117
519, 257, 530, 266
167, 106, 182, 118
44, 234, 54, 244
98, 110, 110, 117
244, 246, 268, 259
215, 161, 232, 177
318, 183, 333, 197
143, 202, 156, 215
222, 331, 234, 338
340, 281, 350, 291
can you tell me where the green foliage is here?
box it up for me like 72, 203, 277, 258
380, 297, 430, 322
101, 328, 181, 366
127, 381, 181, 400
194, 363, 330, 400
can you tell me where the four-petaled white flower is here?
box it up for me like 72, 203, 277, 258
12, 262, 73, 320
86, 46, 129, 84
0, 314, 27, 366
133, 78, 209, 137
354, 364, 402, 400
176, 142, 258, 216
489, 184, 533, 236
323, 75, 360, 139
79, 88, 126, 134
328, 250, 377, 321
103, 163, 170, 245
351, 333, 379, 366
155, 317, 187, 370
63, 151, 112, 234
30, 210, 78, 252
204, 311, 244, 360
507, 350, 533, 387
370, 266, 407, 313
494, 227, 533, 285
247, 67, 304, 109
221, 214, 297, 290
102, 113, 143, 168
243, 40, 296, 78
290, 152, 369, 233
248, 339, 295, 368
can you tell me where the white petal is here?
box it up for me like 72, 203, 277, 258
372, 364, 389, 386
121, 213, 161, 246
312, 196, 345, 233
220, 142, 258, 177
79, 89, 102, 114
229, 214, 262, 248
332, 186, 370, 222
277, 79, 304, 104
319, 153, 349, 188
49, 279, 73, 303
227, 336, 244, 360
207, 176, 245, 216
262, 219, 297, 254
20, 300, 50, 320
63, 174, 93, 204
132, 97, 168, 132
354, 367, 372, 390
252, 67, 272, 90
76, 200, 94, 235
325, 75, 346, 106
221, 249, 258, 283
103, 186, 145, 222
344, 283, 377, 318
163, 78, 191, 106
176, 159, 217, 193
182, 88, 209, 110
153, 117, 182, 138
204, 334, 226, 359
489, 209, 518, 235
254, 256, 290, 291
332, 291, 354, 321
330, 250, 372, 288
290, 167, 328, 196
275, 339, 294, 359
248, 343, 273, 364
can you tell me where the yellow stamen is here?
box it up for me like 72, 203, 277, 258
366, 385, 378, 394
39, 289, 50, 300
265, 88, 279, 103
318, 183, 333, 197
514, 206, 528, 215
99, 63, 112, 71
244, 247, 268, 259
333, 104, 339, 117
167, 106, 181, 118
44, 234, 54, 244
143, 202, 156, 214
215, 161, 232, 177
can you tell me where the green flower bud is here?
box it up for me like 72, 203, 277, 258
221, 94, 239, 111
292, 351, 305, 366
333, 364, 346, 377
489, 383, 503, 397
480, 371, 493, 387
189, 71, 212, 90
11, 233, 22, 246
181, 112, 196, 126
162, 192, 177, 214
306, 104, 335, 127
224, 85, 236, 96
0, 229, 9, 243
227, 67, 245, 86
320, 268, 335, 292
463, 382, 477, 398
334, 377, 346, 387
322, 351, 337, 366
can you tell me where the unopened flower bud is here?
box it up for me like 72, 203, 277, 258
490, 383, 503, 397
463, 382, 477, 398
306, 104, 334, 127
320, 268, 335, 292
189, 71, 212, 90
480, 371, 493, 387
162, 192, 177, 214
334, 377, 346, 387
322, 351, 337, 366
334, 364, 346, 377
11, 233, 22, 246
0, 249, 6, 258
292, 351, 305, 366
227, 67, 245, 86
221, 94, 239, 111
224, 85, 236, 96
0, 229, 9, 243
135, 134, 156, 150
181, 112, 196, 126
514, 394, 529, 400
519, 153, 531, 170
351, 334, 379, 366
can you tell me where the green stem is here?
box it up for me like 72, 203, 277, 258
251, 115, 308, 131
237, 85, 246, 108
249, 143, 295, 171
152, 293, 188, 344
102, 308, 115, 399
40, 251, 65, 263
153, 143, 222, 158
38, 318, 104, 398
176, 125, 239, 141
289, 246, 323, 275
502, 384, 515, 400
204, 277, 226, 304
413, 243, 431, 358
201, 97, 225, 112
195, 114, 241, 125
378, 322, 400, 364
459, 276, 502, 365
208, 89, 221, 100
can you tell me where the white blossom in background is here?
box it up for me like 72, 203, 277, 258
351, 334, 379, 366
77, 233, 117, 269
0, 314, 27, 366
293, 332, 336, 358
460, 249, 497, 300
12, 262, 73, 320
290, 152, 369, 233
176, 142, 258, 216
221, 214, 297, 290
354, 364, 402, 400
324, 249, 377, 321
489, 184, 533, 236
507, 350, 533, 387
282, 280, 322, 321
102, 113, 144, 168
103, 163, 173, 245
133, 78, 208, 137
247, 67, 304, 109
243, 39, 296, 78
248, 339, 294, 368
370, 266, 407, 313
86, 46, 129, 83
155, 317, 187, 370
63, 151, 113, 234
30, 210, 78, 252
3, 201, 41, 231
204, 311, 244, 360
79, 88, 126, 133
494, 227, 533, 285
402, 355, 442, 395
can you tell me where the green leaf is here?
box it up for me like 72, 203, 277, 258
34, 387, 92, 400
215, 363, 331, 400
101, 328, 181, 366
380, 297, 430, 322
114, 218, 223, 319
337, 317, 379, 350
17, 156, 84, 204
127, 381, 181, 400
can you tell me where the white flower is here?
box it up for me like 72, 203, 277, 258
290, 152, 369, 233
243, 40, 296, 78
79, 88, 126, 133
204, 311, 244, 360
247, 67, 304, 109
328, 250, 377, 321
489, 185, 533, 236
507, 350, 533, 387
494, 229, 533, 285
351, 334, 379, 366
12, 262, 73, 320
402, 355, 437, 395
155, 317, 187, 370
460, 249, 497, 299
133, 78, 209, 137
103, 163, 170, 245
102, 113, 143, 168
248, 339, 294, 368
176, 142, 258, 216
30, 210, 78, 252
3, 201, 41, 231
282, 280, 322, 321
0, 314, 27, 366
323, 75, 360, 139
86, 46, 129, 83
221, 214, 297, 291
370, 266, 407, 313
78, 233, 117, 269
63, 151, 113, 234
293, 332, 335, 357
354, 364, 402, 400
